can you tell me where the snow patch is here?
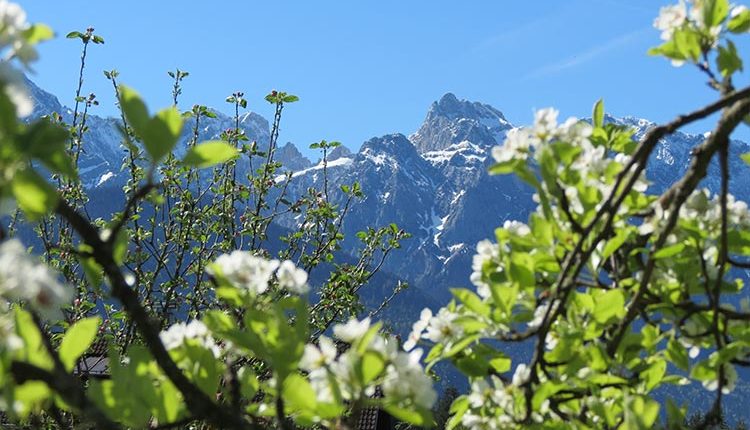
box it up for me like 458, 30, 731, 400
432, 211, 450, 247
275, 157, 353, 183
422, 140, 486, 166
96, 171, 115, 187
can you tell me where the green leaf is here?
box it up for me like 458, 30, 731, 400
23, 24, 54, 44
78, 244, 103, 288
624, 395, 660, 430
666, 338, 690, 371
141, 107, 183, 162
653, 242, 685, 259
384, 404, 433, 427
112, 229, 129, 265
182, 141, 239, 168
13, 381, 51, 418
22, 120, 77, 179
444, 334, 480, 358
674, 28, 702, 62
118, 85, 149, 139
359, 351, 386, 384
601, 228, 630, 260
703, 0, 729, 27
717, 41, 743, 78
488, 159, 521, 175
65, 31, 83, 39
15, 309, 53, 369
593, 290, 625, 324
456, 355, 489, 377
451, 288, 489, 317
282, 374, 316, 412
489, 356, 511, 373
509, 252, 535, 286
642, 359, 667, 391
59, 317, 101, 371
592, 98, 604, 128
532, 381, 564, 409
11, 169, 58, 221
728, 7, 750, 32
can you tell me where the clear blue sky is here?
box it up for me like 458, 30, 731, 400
22, 0, 750, 157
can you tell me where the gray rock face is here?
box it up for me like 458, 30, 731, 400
26, 77, 272, 189
328, 145, 352, 161
410, 92, 512, 153
276, 142, 312, 171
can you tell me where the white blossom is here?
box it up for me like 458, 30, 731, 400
424, 308, 463, 345
702, 363, 737, 394
0, 63, 31, 117
276, 260, 309, 294
731, 4, 749, 19
333, 317, 370, 343
512, 363, 531, 386
528, 301, 556, 330
300, 336, 337, 371
533, 107, 559, 139
470, 240, 498, 299
0, 239, 71, 319
329, 350, 361, 400
209, 251, 279, 295
159, 319, 221, 358
491, 127, 533, 163
382, 348, 437, 409
503, 220, 531, 237
308, 368, 336, 403
403, 308, 432, 351
654, 1, 688, 40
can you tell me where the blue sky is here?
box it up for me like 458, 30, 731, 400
23, 0, 750, 157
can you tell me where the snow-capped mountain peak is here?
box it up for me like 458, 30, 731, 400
410, 93, 513, 154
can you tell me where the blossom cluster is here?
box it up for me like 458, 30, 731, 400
654, 0, 748, 66
0, 1, 38, 117
159, 319, 221, 358
0, 239, 71, 320
491, 108, 592, 164
299, 317, 436, 412
209, 251, 309, 295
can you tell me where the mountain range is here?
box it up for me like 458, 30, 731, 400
24, 77, 750, 421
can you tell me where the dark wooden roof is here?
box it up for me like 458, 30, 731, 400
356, 387, 394, 430
73, 337, 110, 379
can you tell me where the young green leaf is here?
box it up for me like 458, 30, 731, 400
182, 141, 239, 168
728, 7, 750, 32
11, 169, 58, 220
22, 24, 54, 44
140, 107, 183, 162
59, 317, 101, 371
117, 85, 149, 138
593, 98, 605, 128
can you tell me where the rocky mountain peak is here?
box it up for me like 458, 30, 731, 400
276, 142, 312, 171
25, 74, 64, 118
359, 133, 419, 160
328, 145, 352, 161
410, 93, 512, 154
